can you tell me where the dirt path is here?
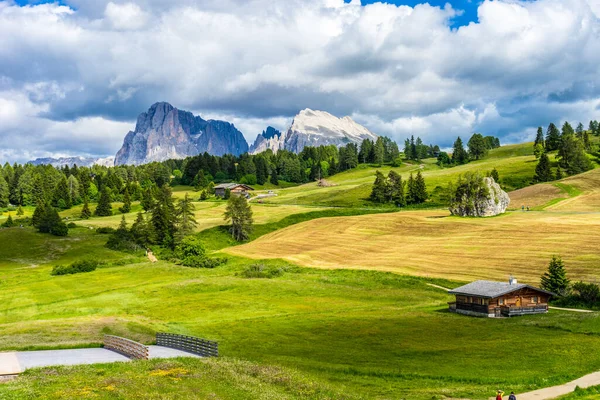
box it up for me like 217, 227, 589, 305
426, 283, 450, 291
548, 306, 594, 313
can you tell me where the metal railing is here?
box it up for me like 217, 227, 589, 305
156, 333, 218, 357
104, 335, 149, 360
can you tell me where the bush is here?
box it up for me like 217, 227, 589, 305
175, 236, 227, 268
67, 222, 77, 229
51, 260, 99, 276
240, 264, 286, 279
50, 222, 69, 237
96, 227, 116, 234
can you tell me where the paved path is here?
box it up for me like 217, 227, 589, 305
549, 306, 594, 313
491, 371, 600, 400
0, 346, 199, 375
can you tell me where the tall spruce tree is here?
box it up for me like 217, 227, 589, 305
406, 173, 416, 204
412, 171, 428, 204
52, 176, 72, 209
534, 126, 545, 149
131, 212, 151, 246
452, 137, 468, 165
0, 175, 9, 208
576, 122, 584, 139
533, 152, 553, 182
94, 187, 113, 217
224, 194, 254, 242
540, 255, 570, 296
467, 133, 488, 160
151, 185, 177, 248
119, 186, 131, 214
387, 171, 405, 206
270, 168, 279, 185
558, 133, 592, 175
369, 171, 388, 203
374, 137, 385, 165
175, 193, 197, 241
545, 123, 561, 151
141, 187, 155, 212
32, 203, 46, 228
80, 196, 92, 219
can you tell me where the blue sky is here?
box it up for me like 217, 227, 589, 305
1, 0, 599, 162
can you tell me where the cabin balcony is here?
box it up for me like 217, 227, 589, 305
499, 305, 548, 317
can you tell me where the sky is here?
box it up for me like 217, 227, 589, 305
1, 0, 600, 163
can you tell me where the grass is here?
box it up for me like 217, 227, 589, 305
226, 209, 600, 283
4, 228, 600, 398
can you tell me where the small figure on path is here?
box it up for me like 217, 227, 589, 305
521, 205, 525, 211
496, 389, 505, 400
509, 392, 517, 400
526, 206, 530, 211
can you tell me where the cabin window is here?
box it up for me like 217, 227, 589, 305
532, 296, 538, 303
499, 298, 504, 305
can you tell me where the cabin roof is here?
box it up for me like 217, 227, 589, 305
448, 280, 555, 299
213, 183, 254, 190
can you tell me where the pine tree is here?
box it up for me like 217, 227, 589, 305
533, 143, 544, 159
94, 187, 113, 217
150, 185, 177, 248
32, 203, 46, 228
119, 186, 131, 214
534, 126, 545, 149
0, 175, 9, 208
490, 168, 500, 183
558, 133, 592, 175
224, 195, 254, 242
452, 137, 468, 165
131, 212, 151, 246
467, 133, 488, 160
545, 123, 561, 151
193, 170, 208, 191
3, 215, 14, 228
406, 173, 416, 204
141, 187, 155, 212
576, 122, 584, 139
413, 171, 428, 204
52, 176, 72, 209
369, 171, 388, 203
387, 171, 405, 206
555, 166, 563, 180
270, 168, 279, 185
176, 193, 197, 241
16, 205, 24, 216
540, 255, 570, 296
80, 196, 92, 219
533, 152, 552, 182
373, 137, 385, 165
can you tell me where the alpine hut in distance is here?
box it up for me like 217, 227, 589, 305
448, 277, 554, 318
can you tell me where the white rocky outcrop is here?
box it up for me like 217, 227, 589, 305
449, 177, 510, 217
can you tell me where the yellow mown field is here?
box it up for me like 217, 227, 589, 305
225, 209, 600, 283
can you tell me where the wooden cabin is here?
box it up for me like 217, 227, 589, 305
448, 278, 554, 318
214, 183, 254, 198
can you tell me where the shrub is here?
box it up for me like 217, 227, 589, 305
175, 236, 227, 268
67, 222, 77, 229
240, 264, 285, 279
96, 227, 116, 234
50, 222, 69, 237
51, 260, 99, 276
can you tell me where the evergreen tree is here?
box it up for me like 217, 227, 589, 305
119, 186, 131, 214
67, 175, 80, 204
3, 215, 14, 228
175, 193, 197, 241
52, 176, 72, 209
410, 136, 418, 161
131, 212, 151, 246
533, 152, 553, 182
141, 187, 155, 212
533, 143, 544, 159
374, 137, 385, 165
557, 133, 592, 175
199, 190, 209, 201
16, 205, 24, 216
540, 255, 570, 296
270, 168, 279, 185
412, 171, 428, 204
32, 203, 46, 228
80, 196, 92, 219
452, 137, 468, 165
193, 170, 208, 191
534, 126, 545, 149
490, 168, 500, 183
545, 123, 561, 151
359, 139, 374, 163
224, 194, 254, 242
0, 175, 9, 208
555, 166, 563, 180
583, 130, 591, 151
150, 185, 177, 248
467, 133, 488, 160
406, 173, 416, 204
94, 187, 113, 217
369, 171, 388, 203
576, 122, 584, 139
386, 171, 405, 206
36, 205, 68, 236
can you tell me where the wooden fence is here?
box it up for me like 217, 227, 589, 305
156, 333, 218, 357
104, 335, 149, 360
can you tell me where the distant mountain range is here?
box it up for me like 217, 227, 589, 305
28, 156, 115, 168
29, 103, 379, 167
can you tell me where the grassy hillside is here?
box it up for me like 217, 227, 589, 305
3, 228, 600, 399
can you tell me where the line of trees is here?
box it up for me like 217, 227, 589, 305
437, 134, 501, 167
403, 136, 440, 162
533, 121, 595, 182
370, 170, 428, 206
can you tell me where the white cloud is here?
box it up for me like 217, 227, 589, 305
1, 0, 600, 162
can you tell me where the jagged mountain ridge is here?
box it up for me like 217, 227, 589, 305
249, 127, 285, 155
284, 109, 378, 153
114, 102, 248, 165
28, 156, 115, 168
